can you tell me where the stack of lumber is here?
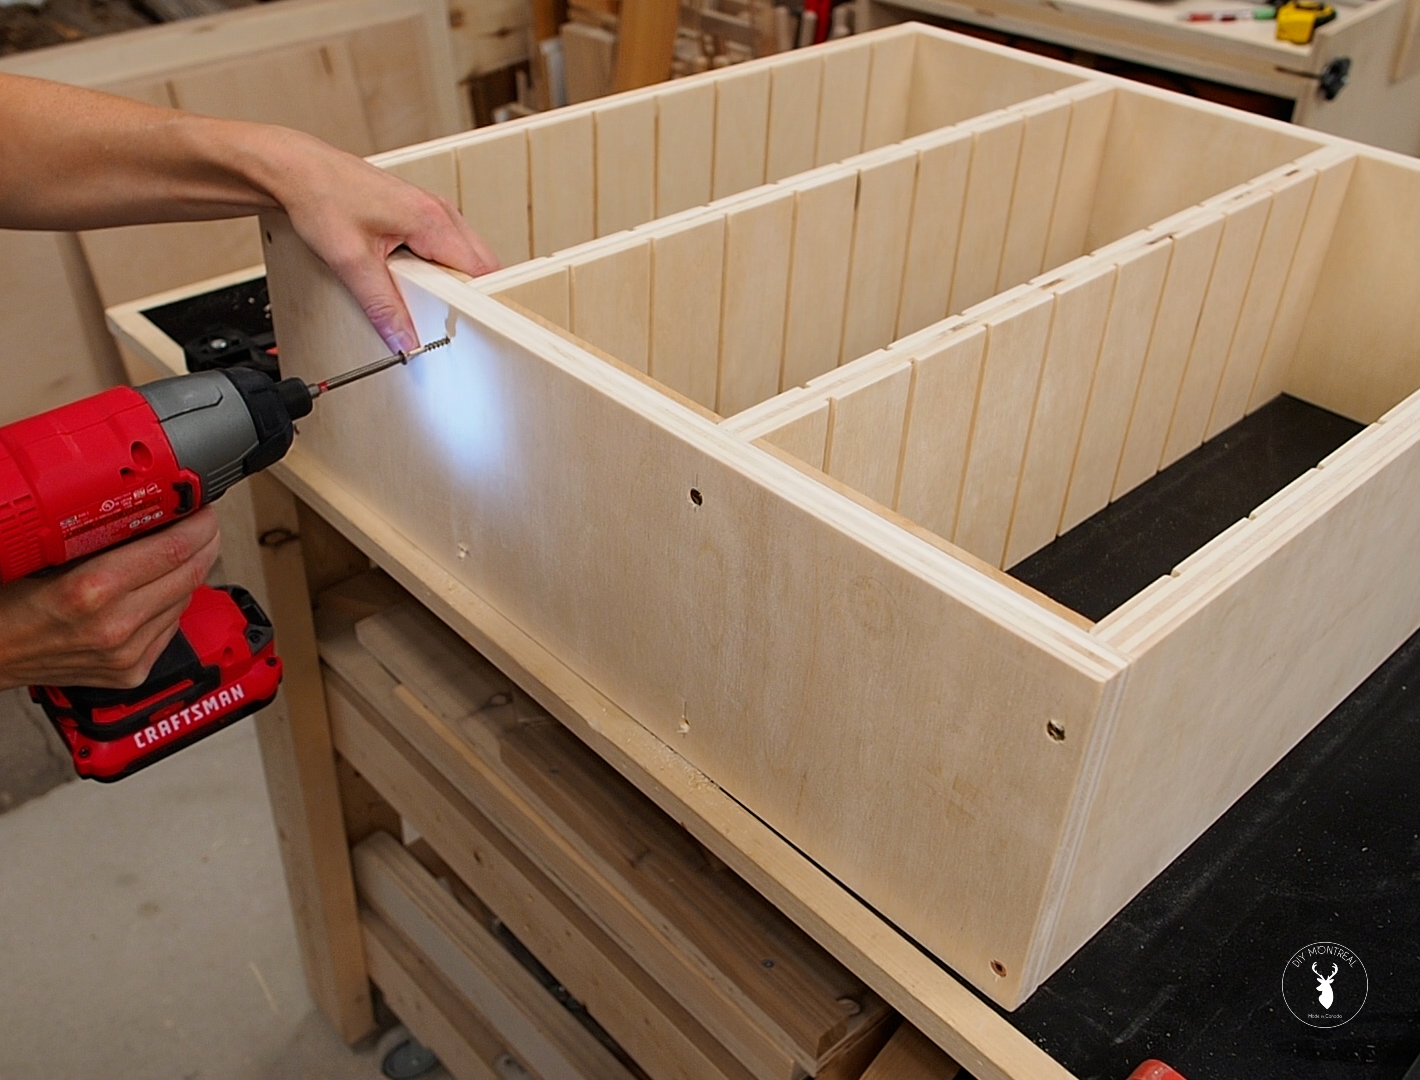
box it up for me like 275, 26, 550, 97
318, 572, 900, 1080
257, 22, 1420, 1016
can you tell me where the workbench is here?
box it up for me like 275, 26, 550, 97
857, 0, 1420, 154
102, 25, 1420, 1080
110, 272, 1420, 1080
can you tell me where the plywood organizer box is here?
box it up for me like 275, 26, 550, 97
109, 23, 1420, 1080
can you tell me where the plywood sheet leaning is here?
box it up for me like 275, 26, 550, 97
263, 218, 1130, 1009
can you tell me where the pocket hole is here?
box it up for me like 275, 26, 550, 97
1046, 720, 1066, 742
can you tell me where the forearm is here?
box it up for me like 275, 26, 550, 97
0, 73, 333, 231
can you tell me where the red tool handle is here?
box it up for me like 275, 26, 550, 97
1128, 1062, 1188, 1080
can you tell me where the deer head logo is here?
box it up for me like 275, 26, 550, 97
1313, 962, 1339, 1009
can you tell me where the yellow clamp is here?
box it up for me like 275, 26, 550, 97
1276, 0, 1336, 45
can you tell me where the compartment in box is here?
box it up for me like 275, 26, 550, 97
741, 145, 1360, 581
373, 24, 1089, 271
482, 82, 1323, 424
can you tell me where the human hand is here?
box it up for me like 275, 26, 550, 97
260, 128, 501, 352
0, 508, 221, 691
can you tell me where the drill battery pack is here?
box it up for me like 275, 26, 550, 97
32, 585, 283, 781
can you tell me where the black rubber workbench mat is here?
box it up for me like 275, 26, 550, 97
1003, 396, 1420, 1078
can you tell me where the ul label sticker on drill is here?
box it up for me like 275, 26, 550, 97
60, 482, 168, 560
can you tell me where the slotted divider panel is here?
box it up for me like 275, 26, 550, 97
782, 174, 860, 391
765, 52, 825, 183
456, 128, 532, 268
1003, 264, 1117, 567
595, 97, 658, 237
1204, 169, 1317, 437
1057, 241, 1173, 534
1159, 187, 1274, 466
655, 80, 717, 216
823, 362, 915, 507
650, 218, 726, 410
840, 155, 920, 366
1111, 216, 1225, 499
815, 44, 873, 166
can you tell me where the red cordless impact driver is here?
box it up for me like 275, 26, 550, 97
0, 337, 448, 781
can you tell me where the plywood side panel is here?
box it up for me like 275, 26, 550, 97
78, 218, 264, 308
265, 227, 1124, 1008
766, 54, 824, 183
904, 33, 1080, 137
1249, 155, 1356, 411
457, 128, 532, 269
657, 81, 717, 216
1111, 216, 1224, 498
825, 363, 913, 507
997, 100, 1072, 291
1160, 191, 1272, 466
652, 219, 726, 411
760, 401, 831, 472
1085, 92, 1318, 249
1003, 266, 1115, 567
1059, 416, 1420, 975
571, 246, 652, 373
895, 328, 988, 541
1286, 156, 1420, 423
815, 43, 872, 166
717, 198, 795, 415
498, 268, 570, 327
954, 294, 1054, 566
529, 114, 596, 257
861, 32, 916, 150
895, 135, 971, 339
781, 175, 858, 390
713, 69, 772, 201
386, 152, 460, 203
1058, 242, 1171, 533
1204, 172, 1315, 437
1042, 89, 1114, 272
840, 156, 918, 365
595, 98, 658, 237
948, 119, 1025, 315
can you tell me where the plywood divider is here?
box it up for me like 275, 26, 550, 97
656, 80, 718, 216
595, 97, 658, 237
457, 128, 532, 269
997, 98, 1073, 291
1003, 264, 1116, 567
1159, 187, 1273, 466
816, 43, 873, 167
570, 245, 651, 373
717, 198, 795, 415
528, 113, 596, 257
840, 155, 919, 365
651, 218, 727, 410
953, 293, 1056, 565
948, 116, 1027, 314
782, 174, 860, 390
823, 362, 915, 507
1057, 241, 1172, 533
766, 52, 825, 184
713, 67, 773, 201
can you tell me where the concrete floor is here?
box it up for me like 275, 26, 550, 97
0, 688, 416, 1080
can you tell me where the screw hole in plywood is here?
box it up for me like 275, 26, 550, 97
1046, 720, 1066, 742
689, 487, 703, 506
265, 230, 274, 244
991, 960, 1007, 977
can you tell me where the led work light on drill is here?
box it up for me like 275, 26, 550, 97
0, 338, 448, 781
